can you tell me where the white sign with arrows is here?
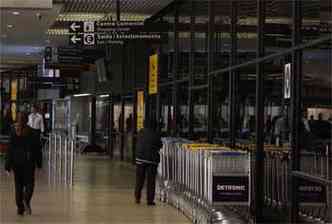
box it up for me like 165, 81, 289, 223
70, 35, 82, 44
70, 22, 82, 32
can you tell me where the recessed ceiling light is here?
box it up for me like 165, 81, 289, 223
12, 11, 20, 15
7, 24, 14, 28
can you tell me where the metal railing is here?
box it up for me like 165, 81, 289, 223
43, 131, 76, 186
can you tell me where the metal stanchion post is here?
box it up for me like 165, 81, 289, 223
64, 137, 68, 184
314, 152, 318, 175
59, 134, 62, 180
48, 134, 52, 164
54, 133, 57, 169
327, 144, 332, 223
285, 152, 289, 208
264, 152, 268, 203
320, 151, 324, 178
53, 133, 58, 184
281, 153, 286, 207
70, 139, 74, 186
277, 153, 282, 207
48, 133, 53, 185
265, 152, 269, 204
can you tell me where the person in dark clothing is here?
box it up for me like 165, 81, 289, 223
135, 119, 162, 206
309, 115, 315, 129
5, 112, 42, 216
2, 108, 13, 135
126, 114, 133, 133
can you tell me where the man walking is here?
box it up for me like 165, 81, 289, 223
135, 119, 162, 206
27, 104, 44, 136
5, 112, 42, 216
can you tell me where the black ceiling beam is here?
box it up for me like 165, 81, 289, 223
146, 0, 185, 22
116, 0, 120, 21
52, 0, 65, 3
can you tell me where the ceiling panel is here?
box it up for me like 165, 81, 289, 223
176, 0, 329, 22
0, 0, 52, 9
59, 0, 173, 15
52, 0, 174, 23
0, 4, 62, 68
48, 0, 174, 41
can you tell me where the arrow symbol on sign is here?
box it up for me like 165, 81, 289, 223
71, 35, 81, 44
70, 22, 81, 32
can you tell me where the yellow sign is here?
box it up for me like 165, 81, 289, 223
11, 80, 18, 101
149, 54, 158, 95
11, 103, 17, 122
137, 90, 144, 131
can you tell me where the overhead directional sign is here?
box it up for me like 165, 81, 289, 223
69, 20, 167, 46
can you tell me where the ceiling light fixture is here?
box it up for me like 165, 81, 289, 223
26, 53, 31, 56
12, 11, 20, 15
73, 93, 92, 97
7, 24, 14, 28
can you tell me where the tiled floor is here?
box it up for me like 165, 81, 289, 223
0, 155, 190, 224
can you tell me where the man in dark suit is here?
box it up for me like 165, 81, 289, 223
5, 112, 42, 216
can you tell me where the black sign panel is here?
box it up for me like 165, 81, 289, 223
44, 47, 105, 68
298, 178, 326, 204
212, 176, 249, 203
57, 47, 84, 64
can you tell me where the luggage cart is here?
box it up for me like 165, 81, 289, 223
158, 139, 250, 223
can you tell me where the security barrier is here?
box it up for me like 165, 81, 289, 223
43, 131, 76, 186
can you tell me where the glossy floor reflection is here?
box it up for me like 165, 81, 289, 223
0, 155, 190, 224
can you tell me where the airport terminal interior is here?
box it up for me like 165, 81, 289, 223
0, 0, 331, 223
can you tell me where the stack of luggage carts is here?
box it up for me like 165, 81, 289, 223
157, 138, 250, 224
